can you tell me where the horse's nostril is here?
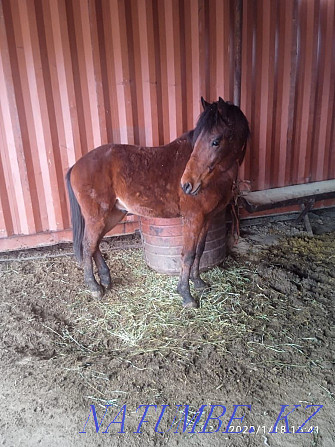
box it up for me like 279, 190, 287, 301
182, 182, 193, 195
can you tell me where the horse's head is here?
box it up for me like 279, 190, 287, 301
181, 97, 250, 195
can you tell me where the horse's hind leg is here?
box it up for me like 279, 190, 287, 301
82, 208, 126, 298
93, 250, 111, 291
93, 208, 126, 291
82, 227, 105, 298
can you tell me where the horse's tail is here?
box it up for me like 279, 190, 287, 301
65, 167, 84, 262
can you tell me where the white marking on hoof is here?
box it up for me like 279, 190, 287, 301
183, 300, 198, 308
91, 289, 103, 299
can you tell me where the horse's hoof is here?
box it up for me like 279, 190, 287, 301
91, 287, 104, 299
100, 274, 112, 291
192, 278, 210, 291
101, 282, 112, 291
183, 300, 198, 309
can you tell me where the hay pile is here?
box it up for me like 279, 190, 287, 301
68, 249, 253, 359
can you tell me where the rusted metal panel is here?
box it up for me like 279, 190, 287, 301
0, 0, 334, 251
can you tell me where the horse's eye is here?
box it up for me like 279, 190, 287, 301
212, 140, 219, 147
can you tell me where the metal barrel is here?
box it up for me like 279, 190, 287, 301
140, 213, 227, 275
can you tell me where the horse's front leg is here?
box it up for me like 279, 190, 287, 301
190, 221, 210, 290
177, 217, 204, 308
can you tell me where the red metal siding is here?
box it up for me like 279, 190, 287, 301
240, 0, 335, 190
0, 0, 334, 251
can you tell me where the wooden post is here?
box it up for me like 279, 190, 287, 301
233, 0, 243, 106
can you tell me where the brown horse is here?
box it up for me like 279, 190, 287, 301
66, 97, 249, 307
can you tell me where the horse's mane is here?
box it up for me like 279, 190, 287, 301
191, 100, 250, 147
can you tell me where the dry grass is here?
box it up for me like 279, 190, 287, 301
1, 227, 334, 443
2, 232, 333, 374
68, 249, 253, 359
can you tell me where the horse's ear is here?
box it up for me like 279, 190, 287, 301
218, 97, 231, 125
201, 97, 211, 110
218, 97, 227, 115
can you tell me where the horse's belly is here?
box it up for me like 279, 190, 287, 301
115, 197, 180, 219
115, 198, 129, 213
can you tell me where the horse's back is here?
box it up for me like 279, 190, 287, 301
69, 144, 115, 197
69, 139, 193, 219
109, 139, 193, 218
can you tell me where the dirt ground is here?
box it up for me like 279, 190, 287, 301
0, 208, 334, 447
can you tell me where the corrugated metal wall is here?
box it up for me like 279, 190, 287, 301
240, 0, 335, 190
0, 0, 334, 250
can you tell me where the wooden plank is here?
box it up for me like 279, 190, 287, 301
0, 217, 140, 252
240, 180, 335, 213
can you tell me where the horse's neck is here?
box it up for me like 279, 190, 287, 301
177, 130, 194, 144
